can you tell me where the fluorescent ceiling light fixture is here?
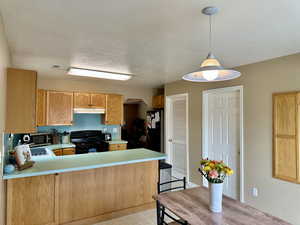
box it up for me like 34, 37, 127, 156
68, 67, 132, 81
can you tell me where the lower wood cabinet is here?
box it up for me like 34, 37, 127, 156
109, 143, 127, 151
6, 161, 158, 225
53, 148, 75, 156
7, 175, 58, 225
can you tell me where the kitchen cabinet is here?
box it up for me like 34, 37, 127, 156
46, 91, 73, 126
62, 148, 75, 155
109, 143, 127, 151
74, 92, 106, 108
53, 149, 63, 156
52, 148, 75, 156
273, 92, 300, 183
36, 89, 47, 126
7, 174, 58, 225
58, 161, 157, 224
74, 92, 90, 108
91, 93, 106, 108
152, 95, 164, 109
5, 68, 37, 133
105, 94, 123, 125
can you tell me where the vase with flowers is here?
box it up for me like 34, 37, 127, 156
199, 159, 234, 213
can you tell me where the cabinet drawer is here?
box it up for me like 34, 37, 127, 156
109, 144, 127, 151
63, 148, 76, 155
53, 149, 63, 156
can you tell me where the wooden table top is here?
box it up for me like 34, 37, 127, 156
155, 187, 291, 225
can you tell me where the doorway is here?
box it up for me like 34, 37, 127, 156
166, 93, 189, 182
202, 86, 244, 202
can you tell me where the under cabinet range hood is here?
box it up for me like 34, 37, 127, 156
73, 108, 105, 114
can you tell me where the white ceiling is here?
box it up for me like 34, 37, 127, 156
1, 0, 300, 87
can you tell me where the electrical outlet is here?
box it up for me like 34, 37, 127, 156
252, 187, 258, 197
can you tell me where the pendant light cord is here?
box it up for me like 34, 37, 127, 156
209, 15, 212, 54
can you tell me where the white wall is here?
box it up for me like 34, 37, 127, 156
0, 13, 11, 225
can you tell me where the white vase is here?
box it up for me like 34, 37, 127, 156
209, 182, 223, 213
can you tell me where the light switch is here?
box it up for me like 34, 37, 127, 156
252, 187, 258, 197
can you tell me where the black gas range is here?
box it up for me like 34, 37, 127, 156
70, 130, 109, 154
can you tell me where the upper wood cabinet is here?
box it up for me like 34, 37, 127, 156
105, 94, 123, 125
36, 89, 47, 126
273, 92, 300, 183
6, 68, 37, 133
74, 92, 90, 108
152, 95, 164, 109
91, 93, 106, 108
46, 91, 73, 126
74, 92, 106, 109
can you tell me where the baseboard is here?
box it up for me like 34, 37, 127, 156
62, 202, 155, 225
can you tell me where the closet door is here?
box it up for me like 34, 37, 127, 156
273, 92, 299, 183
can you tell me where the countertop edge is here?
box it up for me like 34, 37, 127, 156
3, 156, 166, 180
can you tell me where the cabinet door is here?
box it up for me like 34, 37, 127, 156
273, 93, 299, 183
62, 148, 75, 155
5, 68, 37, 133
91, 93, 106, 108
109, 143, 127, 151
105, 94, 123, 125
74, 92, 91, 108
152, 95, 164, 109
7, 175, 58, 225
53, 149, 63, 156
47, 91, 73, 125
36, 89, 47, 126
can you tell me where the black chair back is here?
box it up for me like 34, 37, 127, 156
156, 177, 187, 225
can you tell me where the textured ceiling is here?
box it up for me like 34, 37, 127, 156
0, 0, 300, 87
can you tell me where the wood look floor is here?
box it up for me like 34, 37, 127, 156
93, 209, 157, 225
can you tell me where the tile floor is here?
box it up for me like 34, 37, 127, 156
93, 209, 157, 225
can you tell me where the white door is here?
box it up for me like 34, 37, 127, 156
203, 89, 240, 199
166, 94, 188, 180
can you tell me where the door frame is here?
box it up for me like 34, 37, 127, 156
202, 85, 244, 202
165, 93, 190, 183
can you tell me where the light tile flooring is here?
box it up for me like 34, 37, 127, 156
93, 209, 157, 225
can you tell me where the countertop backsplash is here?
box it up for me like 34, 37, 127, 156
37, 114, 121, 139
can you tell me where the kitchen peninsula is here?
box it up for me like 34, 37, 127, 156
4, 149, 165, 225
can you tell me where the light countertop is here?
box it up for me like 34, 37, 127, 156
3, 148, 166, 180
33, 143, 76, 151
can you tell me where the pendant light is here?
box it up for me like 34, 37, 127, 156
182, 6, 241, 82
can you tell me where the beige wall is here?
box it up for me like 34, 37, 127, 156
38, 78, 153, 106
0, 14, 11, 225
165, 53, 300, 224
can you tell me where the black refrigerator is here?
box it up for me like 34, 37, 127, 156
147, 109, 164, 153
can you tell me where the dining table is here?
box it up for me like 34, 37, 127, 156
155, 186, 291, 225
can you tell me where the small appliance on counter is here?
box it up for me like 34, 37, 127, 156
61, 131, 70, 144
21, 132, 53, 147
